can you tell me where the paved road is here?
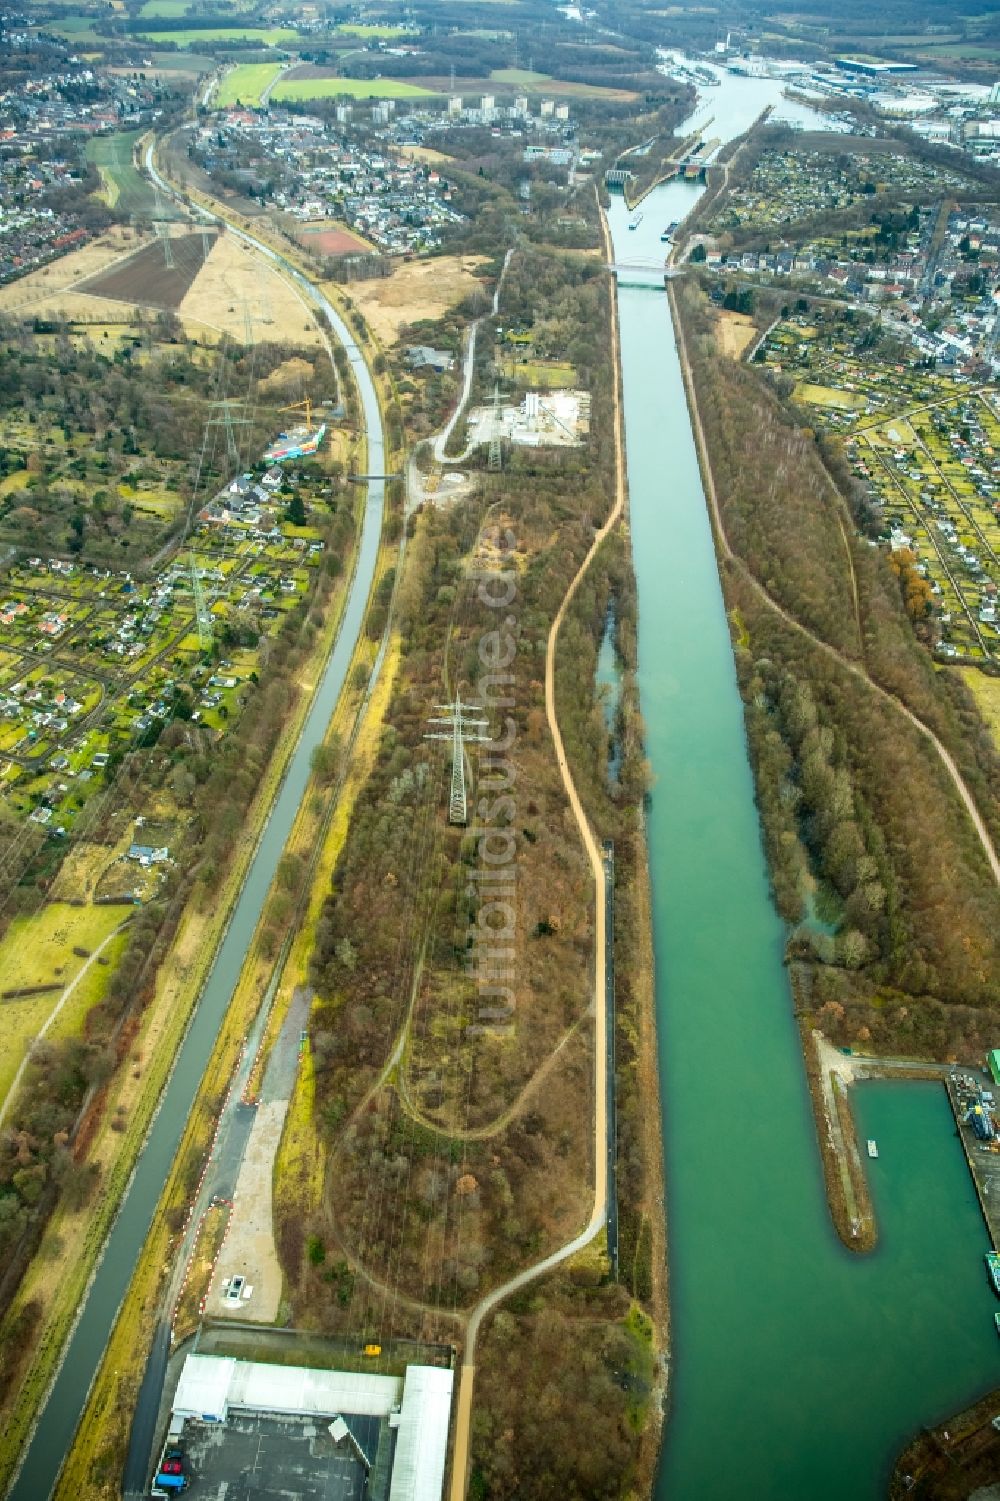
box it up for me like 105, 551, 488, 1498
431, 247, 513, 465
122, 1319, 170, 1500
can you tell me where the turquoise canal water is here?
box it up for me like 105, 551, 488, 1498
611, 64, 998, 1500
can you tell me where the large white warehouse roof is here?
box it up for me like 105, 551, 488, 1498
172, 1353, 454, 1501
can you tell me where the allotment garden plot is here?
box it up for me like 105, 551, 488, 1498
761, 316, 1000, 662
0, 505, 327, 842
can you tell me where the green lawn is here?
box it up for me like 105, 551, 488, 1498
272, 75, 440, 101
139, 0, 192, 15
86, 130, 160, 217
137, 26, 300, 46
46, 17, 103, 43
215, 62, 283, 108
0, 903, 128, 1110
336, 23, 410, 37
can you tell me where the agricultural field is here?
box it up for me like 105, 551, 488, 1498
0, 226, 141, 321
761, 314, 1000, 662
82, 231, 216, 309
490, 67, 550, 84
270, 75, 439, 101
86, 130, 160, 219
214, 62, 283, 109
336, 23, 410, 37
136, 25, 301, 46
178, 231, 323, 346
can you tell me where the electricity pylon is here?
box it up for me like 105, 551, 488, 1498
487, 383, 504, 472
425, 698, 489, 824
206, 398, 252, 468
188, 553, 212, 650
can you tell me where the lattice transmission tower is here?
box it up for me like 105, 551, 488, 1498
425, 698, 489, 824
188, 553, 212, 651
487, 383, 504, 473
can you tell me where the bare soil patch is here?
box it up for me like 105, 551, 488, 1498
340, 254, 487, 345
82, 232, 214, 311
294, 221, 371, 257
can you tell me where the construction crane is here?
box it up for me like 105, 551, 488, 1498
280, 397, 318, 430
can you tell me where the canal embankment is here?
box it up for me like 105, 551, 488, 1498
6, 148, 393, 1500
946, 1070, 1000, 1251
609, 76, 999, 1485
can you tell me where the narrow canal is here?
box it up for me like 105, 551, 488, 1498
9, 257, 386, 1501
611, 65, 999, 1500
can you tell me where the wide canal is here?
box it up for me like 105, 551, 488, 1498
9, 245, 387, 1500
611, 63, 998, 1500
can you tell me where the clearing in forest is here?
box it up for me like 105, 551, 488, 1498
342, 255, 487, 345
714, 310, 757, 360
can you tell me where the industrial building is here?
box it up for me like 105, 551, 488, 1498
165, 1354, 454, 1501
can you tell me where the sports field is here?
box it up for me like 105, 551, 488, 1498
215, 62, 283, 108
272, 75, 439, 101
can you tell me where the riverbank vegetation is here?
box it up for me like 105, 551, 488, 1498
673, 277, 1000, 1065
266, 239, 666, 1496
0, 280, 373, 1487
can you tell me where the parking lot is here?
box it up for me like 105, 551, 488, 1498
181, 1412, 367, 1501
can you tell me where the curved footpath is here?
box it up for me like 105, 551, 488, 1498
668, 283, 1000, 890
431, 248, 514, 466
447, 213, 626, 1501
7, 150, 389, 1501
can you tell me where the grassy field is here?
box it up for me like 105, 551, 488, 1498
139, 0, 192, 13
47, 18, 104, 43
86, 131, 159, 216
336, 22, 409, 36
491, 67, 550, 84
138, 25, 299, 46
0, 903, 128, 1108
501, 357, 578, 387
795, 382, 867, 410
272, 75, 439, 101
214, 62, 283, 108
962, 670, 1000, 751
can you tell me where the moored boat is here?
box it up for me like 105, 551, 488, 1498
986, 1251, 1000, 1297
867, 1139, 878, 1158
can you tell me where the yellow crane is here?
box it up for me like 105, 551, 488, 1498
280, 397, 317, 430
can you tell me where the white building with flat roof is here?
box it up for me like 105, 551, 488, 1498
171, 1354, 454, 1501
